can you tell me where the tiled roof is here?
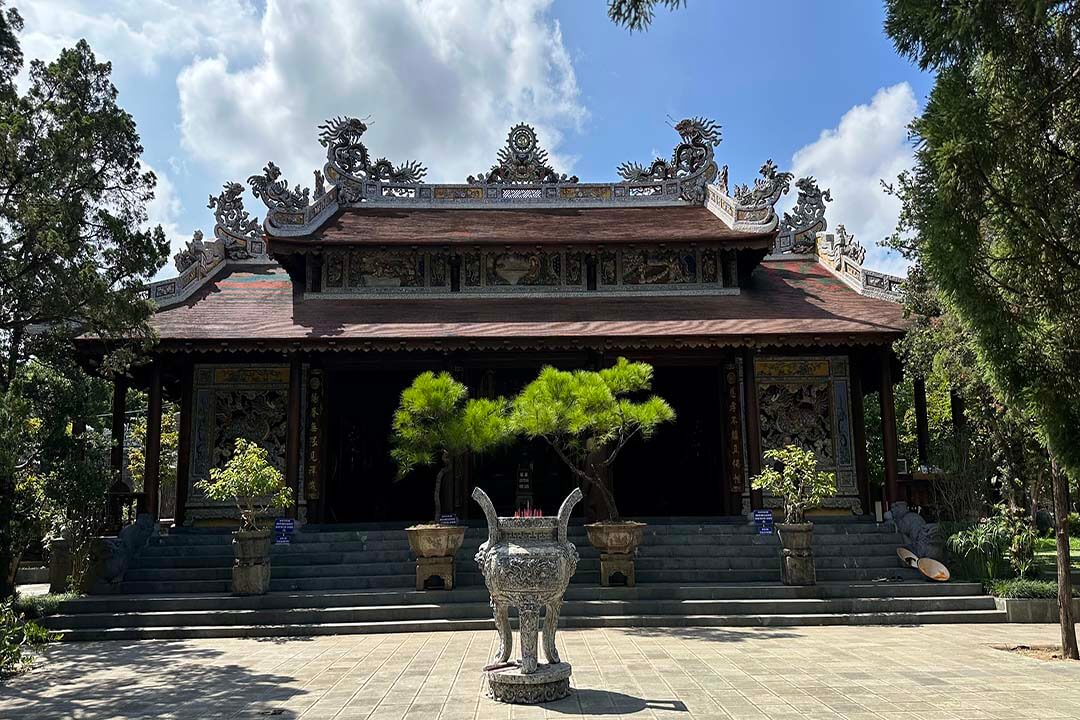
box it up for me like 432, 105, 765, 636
142, 258, 906, 349
270, 206, 774, 248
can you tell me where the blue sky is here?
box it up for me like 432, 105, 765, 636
20, 1, 931, 277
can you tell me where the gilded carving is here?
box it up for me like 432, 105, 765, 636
211, 389, 288, 472
622, 248, 696, 285
429, 253, 449, 287
485, 251, 561, 286
701, 248, 718, 284
599, 252, 617, 285
325, 253, 345, 289
347, 249, 424, 288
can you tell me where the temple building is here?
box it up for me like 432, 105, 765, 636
79, 115, 908, 527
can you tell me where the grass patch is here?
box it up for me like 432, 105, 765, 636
13, 592, 79, 619
986, 578, 1080, 599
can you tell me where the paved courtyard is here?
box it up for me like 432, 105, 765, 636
3, 624, 1080, 719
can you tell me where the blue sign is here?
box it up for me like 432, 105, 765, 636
273, 518, 295, 544
753, 509, 774, 535
438, 514, 459, 526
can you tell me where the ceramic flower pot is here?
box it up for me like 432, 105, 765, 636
231, 528, 272, 595
406, 524, 466, 590
776, 522, 815, 586
585, 520, 646, 586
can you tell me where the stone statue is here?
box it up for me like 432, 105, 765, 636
472, 486, 582, 704
891, 501, 943, 560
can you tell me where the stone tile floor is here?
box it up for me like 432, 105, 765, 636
2, 624, 1080, 719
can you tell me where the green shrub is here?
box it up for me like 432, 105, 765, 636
1069, 512, 1080, 538
1, 600, 56, 678
14, 592, 79, 620
986, 578, 1079, 599
750, 445, 837, 524
194, 439, 292, 531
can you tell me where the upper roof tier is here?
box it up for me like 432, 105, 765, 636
269, 205, 775, 251
148, 113, 904, 308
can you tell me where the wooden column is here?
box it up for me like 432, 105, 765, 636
849, 352, 871, 514
879, 352, 900, 507
285, 354, 303, 519
143, 361, 163, 519
174, 362, 194, 526
742, 348, 764, 511
110, 375, 128, 487
913, 376, 930, 468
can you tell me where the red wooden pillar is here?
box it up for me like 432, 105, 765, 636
110, 375, 128, 488
849, 352, 871, 514
742, 347, 764, 511
174, 362, 194, 526
879, 352, 900, 507
143, 361, 163, 519
285, 354, 303, 519
913, 376, 930, 468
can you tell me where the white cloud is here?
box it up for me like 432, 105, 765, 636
176, 0, 586, 188
18, 0, 260, 79
785, 82, 918, 276
141, 162, 187, 279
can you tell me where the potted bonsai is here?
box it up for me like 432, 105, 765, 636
751, 444, 836, 586
509, 358, 675, 586
391, 371, 509, 590
194, 438, 293, 595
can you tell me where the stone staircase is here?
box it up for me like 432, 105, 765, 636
43, 519, 1006, 640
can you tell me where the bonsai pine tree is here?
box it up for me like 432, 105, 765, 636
751, 445, 836, 524
509, 358, 675, 522
391, 372, 509, 522
194, 439, 292, 532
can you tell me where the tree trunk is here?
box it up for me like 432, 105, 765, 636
0, 465, 15, 599
1051, 456, 1078, 659
433, 452, 451, 522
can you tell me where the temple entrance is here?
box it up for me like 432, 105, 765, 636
324, 368, 439, 523
614, 365, 733, 517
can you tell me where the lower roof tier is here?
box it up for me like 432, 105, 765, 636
129, 257, 907, 352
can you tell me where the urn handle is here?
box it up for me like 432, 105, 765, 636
556, 487, 583, 544
471, 486, 500, 546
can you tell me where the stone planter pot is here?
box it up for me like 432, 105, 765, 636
585, 520, 645, 586
776, 522, 815, 586
472, 486, 582, 704
232, 529, 272, 595
48, 538, 74, 594
405, 524, 466, 590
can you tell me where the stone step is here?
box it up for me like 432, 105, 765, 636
42, 595, 998, 631
47, 607, 1007, 642
56, 582, 986, 615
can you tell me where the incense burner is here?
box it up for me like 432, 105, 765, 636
471, 486, 582, 703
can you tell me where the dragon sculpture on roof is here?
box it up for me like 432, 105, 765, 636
774, 176, 832, 254
618, 117, 721, 202
319, 116, 427, 185
247, 161, 310, 211
733, 160, 793, 209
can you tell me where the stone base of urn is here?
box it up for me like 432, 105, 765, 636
585, 521, 645, 586
232, 529, 272, 595
598, 553, 636, 587
406, 525, 466, 590
415, 556, 455, 590
486, 662, 571, 704
776, 522, 815, 586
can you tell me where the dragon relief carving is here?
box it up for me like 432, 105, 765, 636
733, 159, 794, 209
468, 123, 577, 184
207, 181, 262, 259
776, 176, 832, 253
618, 117, 721, 202
247, 161, 310, 211
318, 115, 427, 185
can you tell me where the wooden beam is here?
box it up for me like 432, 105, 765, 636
742, 347, 763, 512
144, 361, 163, 519
286, 354, 303, 519
849, 352, 871, 514
879, 351, 900, 507
913, 376, 930, 468
174, 362, 194, 526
